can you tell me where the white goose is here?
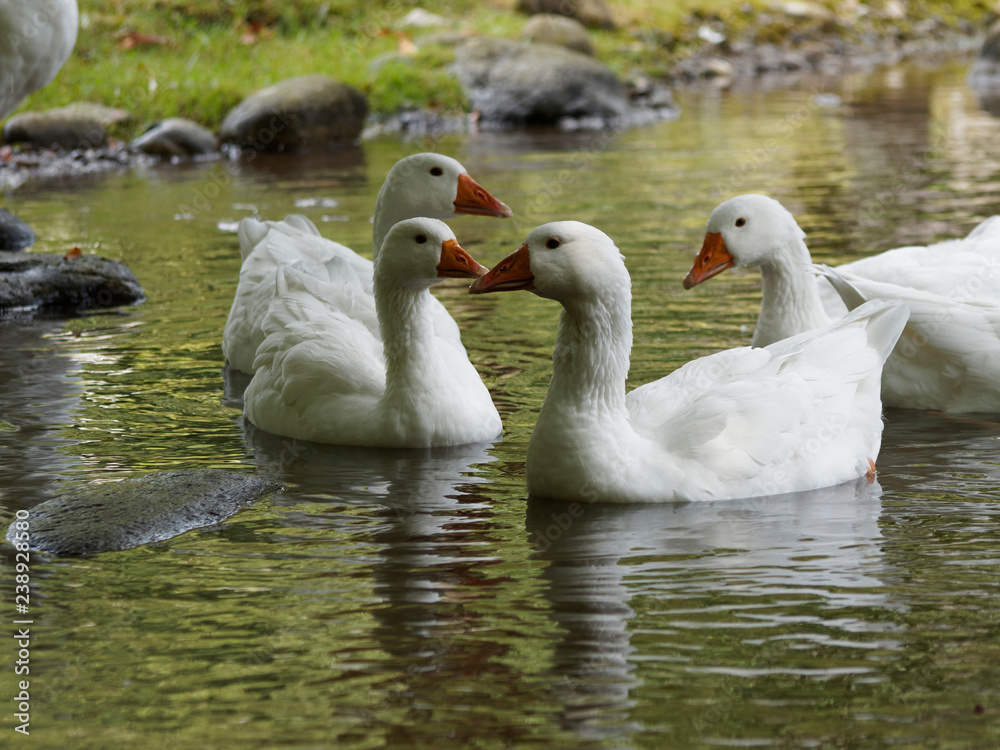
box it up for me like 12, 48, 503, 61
223, 152, 512, 373
470, 221, 907, 504
685, 195, 1000, 413
244, 218, 502, 448
0, 0, 78, 120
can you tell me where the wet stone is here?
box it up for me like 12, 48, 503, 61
5, 470, 280, 556
452, 37, 630, 126
0, 210, 35, 251
0, 251, 144, 315
132, 117, 220, 158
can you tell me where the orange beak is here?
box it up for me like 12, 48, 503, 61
683, 232, 735, 289
453, 173, 513, 218
469, 243, 533, 294
436, 238, 490, 279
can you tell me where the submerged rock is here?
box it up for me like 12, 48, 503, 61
0, 251, 144, 315
452, 38, 630, 126
5, 470, 280, 556
0, 210, 35, 251
220, 75, 368, 152
2, 102, 130, 150
132, 117, 220, 158
521, 14, 594, 55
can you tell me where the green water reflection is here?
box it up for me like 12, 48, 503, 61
2, 60, 999, 748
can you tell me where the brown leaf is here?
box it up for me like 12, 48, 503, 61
239, 21, 273, 45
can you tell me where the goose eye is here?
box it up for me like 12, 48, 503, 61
415, 234, 428, 244
545, 238, 560, 249
735, 217, 747, 227
430, 167, 443, 176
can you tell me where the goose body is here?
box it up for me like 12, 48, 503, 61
685, 195, 1000, 413
223, 153, 511, 373
837, 214, 1000, 302
244, 218, 502, 448
0, 0, 78, 120
471, 221, 907, 503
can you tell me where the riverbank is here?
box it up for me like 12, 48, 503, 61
10, 0, 998, 136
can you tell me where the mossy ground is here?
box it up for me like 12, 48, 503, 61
12, 0, 998, 138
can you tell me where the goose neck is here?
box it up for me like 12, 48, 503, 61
547, 294, 633, 415
372, 181, 421, 258
755, 236, 829, 346
375, 279, 438, 384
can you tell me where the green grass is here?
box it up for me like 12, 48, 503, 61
11, 0, 997, 138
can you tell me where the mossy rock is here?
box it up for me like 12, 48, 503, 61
220, 75, 368, 152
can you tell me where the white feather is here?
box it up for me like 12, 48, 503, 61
243, 219, 501, 449
691, 195, 1000, 413
491, 221, 906, 503
222, 153, 509, 373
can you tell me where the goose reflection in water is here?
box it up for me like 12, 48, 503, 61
0, 320, 85, 506
524, 476, 888, 744
241, 423, 517, 742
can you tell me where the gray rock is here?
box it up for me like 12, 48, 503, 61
767, 0, 836, 22
625, 77, 679, 116
516, 0, 615, 29
0, 250, 144, 315
2, 102, 130, 150
698, 57, 735, 79
452, 38, 630, 126
521, 14, 594, 55
131, 117, 220, 158
5, 470, 280, 555
969, 20, 1000, 85
220, 75, 368, 152
417, 30, 476, 47
397, 8, 450, 29
0, 210, 35, 251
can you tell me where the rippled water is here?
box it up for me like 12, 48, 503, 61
2, 60, 1000, 748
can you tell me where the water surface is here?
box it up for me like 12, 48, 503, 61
2, 60, 999, 748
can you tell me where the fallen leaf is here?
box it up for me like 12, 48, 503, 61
239, 21, 273, 45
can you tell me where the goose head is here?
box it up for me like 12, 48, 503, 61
379, 153, 513, 221
683, 194, 806, 288
469, 221, 628, 303
376, 218, 489, 290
